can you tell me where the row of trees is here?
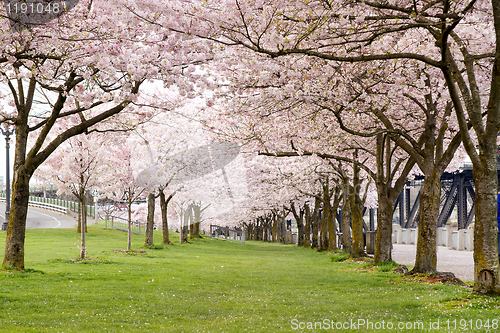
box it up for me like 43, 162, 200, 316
0, 0, 212, 270
115, 0, 496, 295
233, 156, 368, 252
1, 0, 500, 296
33, 107, 241, 258
178, 0, 500, 295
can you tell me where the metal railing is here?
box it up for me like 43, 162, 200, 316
0, 193, 95, 217
210, 225, 245, 243
0, 196, 68, 215
104, 215, 144, 235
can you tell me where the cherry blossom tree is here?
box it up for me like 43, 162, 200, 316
0, 0, 209, 270
199, 53, 422, 260
101, 136, 148, 251
35, 133, 111, 259
182, 0, 499, 294
141, 0, 489, 290
131, 105, 218, 244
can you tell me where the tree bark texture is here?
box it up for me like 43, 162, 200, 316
291, 204, 305, 247
279, 212, 286, 243
159, 191, 172, 245
190, 204, 202, 239
304, 203, 312, 248
272, 213, 278, 242
328, 187, 341, 251
2, 169, 30, 270
80, 193, 87, 260
373, 134, 411, 263
144, 192, 155, 247
348, 189, 365, 258
412, 172, 441, 273
472, 160, 500, 294
341, 199, 352, 254
263, 219, 269, 242
77, 200, 82, 234
319, 189, 330, 252
350, 156, 366, 258
311, 197, 320, 249
374, 187, 393, 263
127, 195, 132, 251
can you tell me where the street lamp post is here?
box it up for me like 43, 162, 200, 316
1, 127, 13, 231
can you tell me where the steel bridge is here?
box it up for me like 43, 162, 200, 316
392, 164, 489, 231
332, 163, 499, 234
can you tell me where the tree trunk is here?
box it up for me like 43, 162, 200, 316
2, 169, 30, 270
80, 193, 87, 260
319, 209, 328, 251
144, 192, 155, 247
304, 203, 311, 248
253, 219, 259, 241
374, 187, 394, 263
272, 213, 278, 242
182, 225, 189, 242
182, 209, 189, 243
341, 199, 352, 254
262, 217, 267, 241
349, 191, 365, 258
159, 191, 172, 245
321, 184, 333, 252
374, 134, 401, 263
297, 212, 305, 247
291, 203, 305, 247
349, 157, 366, 258
374, 133, 393, 263
472, 160, 500, 294
77, 201, 82, 233
194, 222, 200, 237
263, 220, 269, 242
311, 197, 320, 249
77, 194, 88, 233
192, 204, 201, 238
411, 171, 441, 274
127, 195, 132, 251
326, 188, 338, 251
189, 205, 194, 239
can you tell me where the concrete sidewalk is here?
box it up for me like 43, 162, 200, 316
391, 244, 474, 282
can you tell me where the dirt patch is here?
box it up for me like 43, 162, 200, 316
74, 258, 99, 262
424, 272, 470, 287
394, 265, 409, 274
348, 256, 374, 264
391, 269, 471, 287
112, 250, 147, 254
357, 266, 376, 272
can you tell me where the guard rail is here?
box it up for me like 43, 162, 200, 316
0, 197, 68, 215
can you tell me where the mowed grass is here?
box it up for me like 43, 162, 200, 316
0, 225, 499, 332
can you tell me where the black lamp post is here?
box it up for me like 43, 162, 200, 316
1, 127, 13, 231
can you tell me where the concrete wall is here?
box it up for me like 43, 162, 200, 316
392, 224, 474, 251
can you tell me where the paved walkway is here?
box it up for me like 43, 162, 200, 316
391, 244, 474, 282
0, 203, 77, 229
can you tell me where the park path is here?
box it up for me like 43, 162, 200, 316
0, 203, 77, 229
392, 244, 474, 282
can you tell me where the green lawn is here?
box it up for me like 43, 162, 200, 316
0, 224, 499, 332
